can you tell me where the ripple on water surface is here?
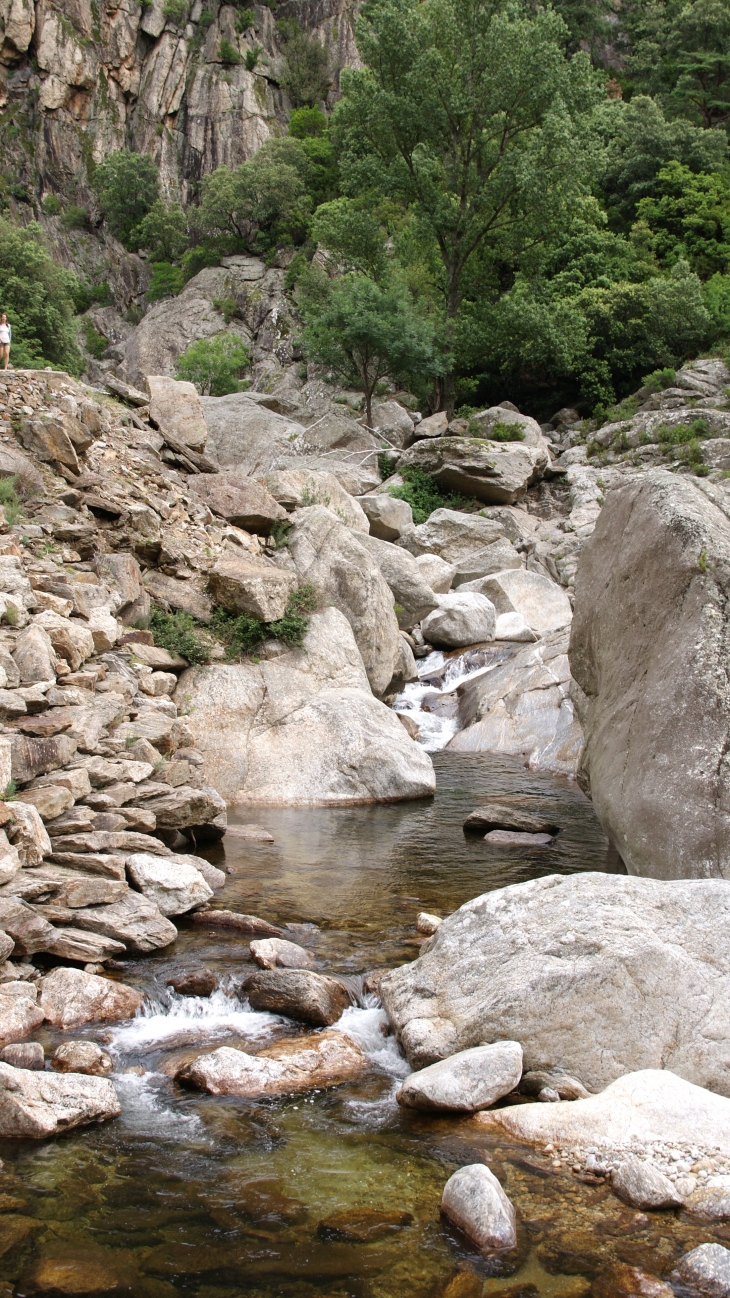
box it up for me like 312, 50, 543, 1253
5, 753, 715, 1298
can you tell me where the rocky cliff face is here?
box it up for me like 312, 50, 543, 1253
0, 0, 359, 205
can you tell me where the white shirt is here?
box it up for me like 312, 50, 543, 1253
0, 324, 11, 345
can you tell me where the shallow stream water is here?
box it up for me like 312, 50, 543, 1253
1, 754, 727, 1298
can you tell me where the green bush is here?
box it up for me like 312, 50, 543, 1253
288, 106, 327, 138
279, 30, 330, 106
181, 244, 221, 281
81, 319, 107, 358
0, 476, 22, 525
163, 0, 188, 24
199, 8, 215, 28
656, 417, 712, 446
61, 206, 90, 231
387, 466, 470, 525
235, 7, 254, 30
175, 334, 251, 395
211, 585, 319, 658
41, 195, 61, 216
489, 421, 525, 442
149, 608, 212, 665
642, 367, 676, 394
213, 295, 238, 323
220, 38, 241, 64
244, 44, 262, 70
133, 200, 187, 263
93, 150, 160, 249
146, 262, 184, 302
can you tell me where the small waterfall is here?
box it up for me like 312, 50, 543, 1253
394, 645, 515, 751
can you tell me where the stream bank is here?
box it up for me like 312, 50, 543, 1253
2, 753, 724, 1298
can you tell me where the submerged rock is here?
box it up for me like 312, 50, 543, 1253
0, 1041, 44, 1070
440, 1164, 517, 1253
592, 1263, 674, 1298
0, 1061, 120, 1137
397, 1041, 522, 1113
316, 1209, 413, 1242
684, 1187, 730, 1221
177, 1030, 365, 1098
52, 1041, 113, 1076
243, 969, 351, 1026
249, 937, 315, 970
463, 803, 560, 835
611, 1155, 683, 1210
381, 873, 730, 1091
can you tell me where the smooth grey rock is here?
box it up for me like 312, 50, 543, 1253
448, 627, 582, 776
0, 983, 45, 1047
0, 1061, 120, 1138
494, 611, 537, 641
259, 468, 368, 532
208, 555, 297, 622
356, 532, 438, 627
451, 541, 522, 585
188, 473, 286, 531
397, 1041, 522, 1112
478, 569, 572, 636
399, 508, 506, 562
249, 937, 315, 970
380, 873, 730, 1090
570, 470, 730, 880
685, 1187, 730, 1221
672, 1243, 730, 1296
370, 399, 415, 447
145, 375, 208, 450
175, 608, 434, 805
359, 494, 414, 541
288, 505, 401, 697
440, 1164, 517, 1252
415, 553, 453, 593
519, 1069, 589, 1100
421, 592, 496, 648
612, 1155, 683, 1209
463, 803, 559, 835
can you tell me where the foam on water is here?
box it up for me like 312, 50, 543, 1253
393, 649, 502, 751
112, 1070, 206, 1139
333, 1005, 410, 1078
108, 986, 283, 1053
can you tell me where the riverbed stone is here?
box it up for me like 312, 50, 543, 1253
421, 593, 497, 648
381, 873, 730, 1089
0, 983, 45, 1047
440, 1164, 517, 1253
177, 1030, 366, 1098
0, 1061, 120, 1138
39, 966, 142, 1029
479, 569, 572, 636
592, 1263, 674, 1298
125, 852, 213, 916
249, 937, 315, 970
671, 1243, 730, 1296
397, 1041, 523, 1112
167, 968, 218, 996
463, 803, 560, 835
611, 1156, 683, 1210
243, 969, 351, 1026
0, 1042, 44, 1070
684, 1187, 730, 1221
317, 1209, 413, 1242
52, 1041, 113, 1076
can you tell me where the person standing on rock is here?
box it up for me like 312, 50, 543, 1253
0, 315, 11, 370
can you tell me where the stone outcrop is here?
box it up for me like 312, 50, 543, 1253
570, 470, 730, 879
396, 437, 549, 505
175, 608, 434, 804
380, 872, 730, 1093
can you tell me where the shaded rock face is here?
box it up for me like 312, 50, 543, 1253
380, 872, 730, 1094
174, 608, 435, 805
570, 469, 730, 879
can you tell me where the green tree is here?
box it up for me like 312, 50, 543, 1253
333, 0, 600, 411
635, 160, 730, 275
93, 150, 160, 249
289, 106, 328, 138
279, 27, 331, 106
146, 262, 185, 302
194, 137, 312, 253
299, 271, 443, 425
175, 334, 252, 395
0, 219, 83, 372
627, 0, 730, 129
311, 199, 388, 280
133, 200, 188, 262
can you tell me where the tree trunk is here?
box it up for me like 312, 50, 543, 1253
365, 388, 373, 429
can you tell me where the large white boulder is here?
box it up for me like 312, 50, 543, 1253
356, 533, 438, 628
421, 593, 496, 648
399, 509, 507, 563
380, 872, 730, 1092
479, 569, 572, 636
174, 607, 435, 805
0, 1061, 120, 1138
396, 1041, 522, 1112
358, 494, 414, 541
145, 376, 208, 450
397, 437, 548, 505
479, 1069, 730, 1157
287, 506, 401, 696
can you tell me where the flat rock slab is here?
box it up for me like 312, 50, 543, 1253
477, 1069, 730, 1156
0, 1061, 120, 1137
189, 910, 283, 936
225, 824, 274, 841
463, 803, 560, 835
483, 829, 554, 846
177, 1030, 365, 1098
380, 873, 730, 1090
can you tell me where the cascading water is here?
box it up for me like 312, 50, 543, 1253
394, 645, 517, 750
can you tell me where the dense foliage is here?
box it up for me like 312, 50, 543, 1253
0, 220, 83, 371
53, 0, 730, 414
175, 335, 252, 395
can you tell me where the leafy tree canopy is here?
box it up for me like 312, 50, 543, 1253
0, 219, 82, 372
93, 150, 160, 249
